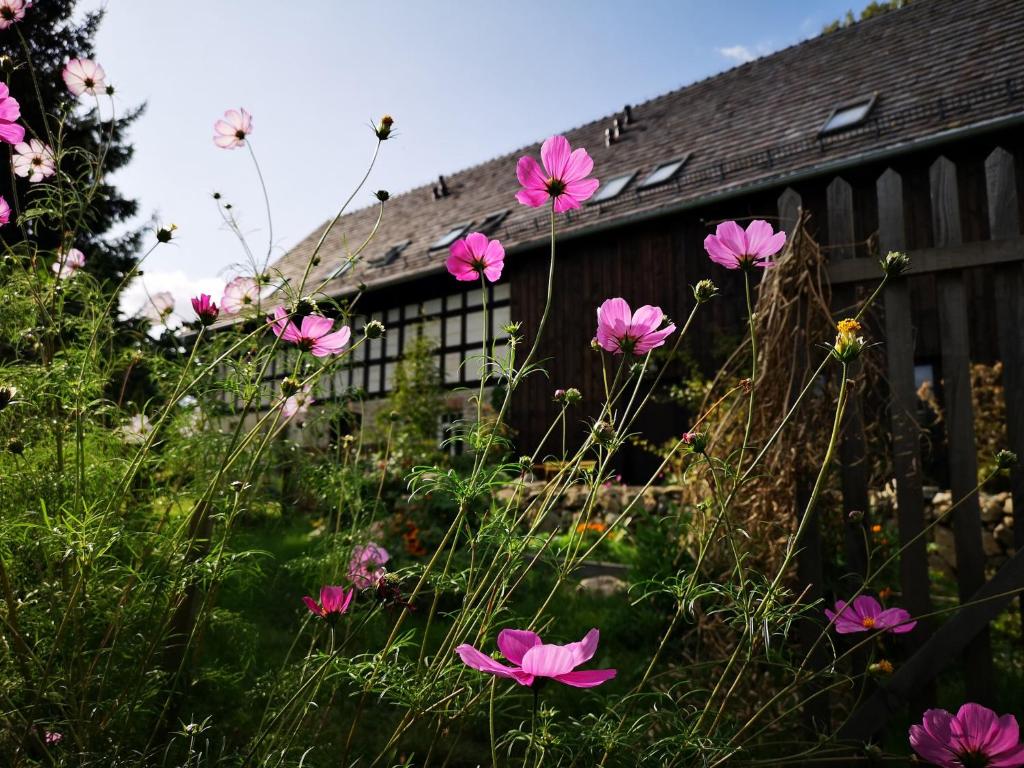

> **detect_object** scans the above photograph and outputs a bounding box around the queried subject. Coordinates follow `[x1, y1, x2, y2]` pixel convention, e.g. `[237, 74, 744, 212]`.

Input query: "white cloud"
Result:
[120, 270, 225, 331]
[717, 45, 756, 64]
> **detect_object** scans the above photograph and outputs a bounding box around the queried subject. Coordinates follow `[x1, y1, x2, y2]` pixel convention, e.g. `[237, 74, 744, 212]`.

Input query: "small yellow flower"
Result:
[833, 318, 866, 362]
[869, 659, 894, 675]
[836, 318, 861, 335]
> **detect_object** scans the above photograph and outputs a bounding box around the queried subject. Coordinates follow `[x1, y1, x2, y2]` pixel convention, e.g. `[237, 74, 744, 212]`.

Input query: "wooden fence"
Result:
[776, 146, 1024, 742]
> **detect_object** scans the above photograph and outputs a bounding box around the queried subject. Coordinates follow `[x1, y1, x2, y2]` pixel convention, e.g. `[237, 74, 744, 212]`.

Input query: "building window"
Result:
[589, 171, 636, 204]
[639, 156, 689, 189]
[819, 95, 877, 135]
[429, 222, 472, 251]
[368, 241, 410, 268]
[476, 209, 509, 235]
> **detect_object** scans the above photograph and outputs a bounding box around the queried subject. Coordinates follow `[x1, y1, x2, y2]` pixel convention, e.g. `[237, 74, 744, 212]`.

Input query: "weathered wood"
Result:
[778, 187, 802, 237]
[878, 167, 934, 672]
[985, 146, 1024, 639]
[839, 547, 1024, 741]
[827, 176, 869, 584]
[827, 236, 1024, 284]
[931, 155, 992, 702]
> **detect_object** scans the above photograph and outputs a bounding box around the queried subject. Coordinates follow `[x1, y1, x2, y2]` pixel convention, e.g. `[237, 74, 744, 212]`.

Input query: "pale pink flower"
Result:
[457, 628, 617, 689]
[0, 0, 27, 30]
[213, 108, 252, 149]
[121, 414, 152, 445]
[302, 585, 354, 620]
[221, 276, 261, 314]
[595, 298, 676, 355]
[281, 384, 313, 421]
[44, 731, 62, 746]
[145, 290, 175, 320]
[0, 83, 25, 145]
[911, 703, 1024, 768]
[516, 135, 599, 213]
[0, 195, 10, 227]
[446, 232, 505, 282]
[824, 595, 916, 634]
[51, 248, 85, 279]
[703, 220, 786, 270]
[62, 58, 107, 97]
[13, 139, 55, 182]
[191, 293, 219, 326]
[348, 543, 389, 589]
[268, 306, 350, 357]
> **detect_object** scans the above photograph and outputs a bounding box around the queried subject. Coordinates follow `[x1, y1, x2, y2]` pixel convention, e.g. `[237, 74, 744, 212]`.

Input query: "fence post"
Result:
[930, 155, 993, 702]
[985, 146, 1024, 640]
[826, 176, 870, 585]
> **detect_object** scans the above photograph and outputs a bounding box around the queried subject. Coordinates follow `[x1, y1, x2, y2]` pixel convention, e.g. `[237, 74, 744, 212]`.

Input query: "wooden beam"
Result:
[826, 236, 1024, 285]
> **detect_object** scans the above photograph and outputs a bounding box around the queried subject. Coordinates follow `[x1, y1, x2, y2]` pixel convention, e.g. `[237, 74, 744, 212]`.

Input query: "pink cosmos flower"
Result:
[0, 195, 10, 227]
[213, 108, 252, 149]
[269, 307, 350, 357]
[595, 298, 676, 355]
[52, 248, 85, 279]
[191, 293, 219, 326]
[516, 135, 599, 213]
[457, 628, 617, 689]
[910, 703, 1024, 768]
[13, 139, 55, 182]
[62, 58, 107, 97]
[348, 543, 390, 589]
[824, 595, 916, 634]
[44, 731, 62, 746]
[446, 232, 505, 282]
[302, 585, 354, 620]
[0, 0, 27, 30]
[281, 384, 313, 421]
[704, 220, 786, 270]
[0, 83, 25, 145]
[221, 276, 260, 314]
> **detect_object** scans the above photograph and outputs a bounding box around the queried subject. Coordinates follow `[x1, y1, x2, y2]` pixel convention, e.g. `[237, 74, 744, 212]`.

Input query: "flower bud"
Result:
[290, 296, 319, 319]
[847, 509, 865, 523]
[553, 388, 566, 403]
[881, 250, 910, 277]
[562, 387, 582, 406]
[7, 437, 24, 455]
[0, 386, 15, 412]
[105, 84, 115, 96]
[590, 338, 601, 352]
[503, 321, 522, 336]
[997, 450, 1018, 470]
[156, 223, 177, 243]
[868, 659, 894, 675]
[280, 376, 302, 397]
[832, 318, 866, 363]
[682, 430, 708, 454]
[375, 115, 394, 140]
[375, 190, 390, 202]
[693, 279, 719, 304]
[592, 420, 616, 445]
[364, 319, 385, 340]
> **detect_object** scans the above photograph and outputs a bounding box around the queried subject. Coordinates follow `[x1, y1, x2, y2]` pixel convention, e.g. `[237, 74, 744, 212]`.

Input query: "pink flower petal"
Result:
[563, 628, 599, 665]
[496, 629, 542, 665]
[516, 188, 550, 208]
[563, 177, 600, 204]
[456, 644, 531, 684]
[520, 644, 577, 678]
[553, 668, 617, 688]
[302, 596, 323, 616]
[516, 155, 547, 192]
[562, 147, 595, 184]
[715, 220, 748, 256]
[540, 135, 571, 179]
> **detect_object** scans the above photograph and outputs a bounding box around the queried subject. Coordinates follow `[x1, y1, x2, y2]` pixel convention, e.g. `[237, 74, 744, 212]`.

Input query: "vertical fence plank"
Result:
[877, 168, 935, 699]
[985, 146, 1024, 638]
[930, 155, 993, 702]
[779, 186, 830, 733]
[827, 177, 870, 585]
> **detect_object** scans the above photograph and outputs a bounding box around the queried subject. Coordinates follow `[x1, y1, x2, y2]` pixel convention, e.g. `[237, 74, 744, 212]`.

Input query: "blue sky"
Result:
[88, 0, 855, 320]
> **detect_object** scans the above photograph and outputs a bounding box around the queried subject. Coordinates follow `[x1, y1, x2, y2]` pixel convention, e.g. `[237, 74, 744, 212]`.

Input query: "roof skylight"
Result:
[820, 95, 877, 135]
[477, 209, 509, 234]
[638, 156, 689, 189]
[429, 222, 472, 251]
[368, 240, 410, 268]
[589, 171, 636, 204]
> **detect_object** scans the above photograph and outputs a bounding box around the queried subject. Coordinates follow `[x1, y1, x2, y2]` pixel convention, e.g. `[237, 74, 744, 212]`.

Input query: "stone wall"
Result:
[926, 489, 1015, 578]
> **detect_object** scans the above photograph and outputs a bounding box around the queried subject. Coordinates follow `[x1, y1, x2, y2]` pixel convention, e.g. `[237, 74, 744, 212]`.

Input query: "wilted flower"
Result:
[191, 293, 219, 326]
[375, 114, 394, 140]
[595, 298, 676, 355]
[12, 139, 55, 182]
[446, 232, 505, 283]
[997, 450, 1018, 470]
[832, 318, 865, 362]
[516, 135, 599, 213]
[62, 58, 107, 97]
[348, 543, 390, 589]
[704, 220, 786, 270]
[0, 0, 28, 29]
[221, 276, 260, 314]
[302, 585, 354, 621]
[692, 279, 719, 304]
[910, 703, 1024, 768]
[213, 108, 252, 149]
[881, 250, 910, 277]
[0, 82, 24, 144]
[269, 307, 351, 357]
[825, 595, 916, 634]
[0, 194, 10, 227]
[457, 628, 617, 689]
[51, 248, 85, 279]
[364, 319, 385, 340]
[281, 384, 313, 421]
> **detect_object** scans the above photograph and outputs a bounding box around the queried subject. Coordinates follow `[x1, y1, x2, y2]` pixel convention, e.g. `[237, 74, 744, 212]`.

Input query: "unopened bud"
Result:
[364, 319, 385, 340]
[280, 376, 302, 397]
[832, 318, 865, 363]
[592, 420, 616, 444]
[848, 509, 865, 523]
[7, 438, 24, 455]
[0, 386, 15, 411]
[375, 190, 390, 202]
[997, 450, 1018, 470]
[156, 223, 178, 243]
[375, 114, 394, 140]
[682, 430, 708, 454]
[881, 250, 910, 277]
[693, 279, 719, 304]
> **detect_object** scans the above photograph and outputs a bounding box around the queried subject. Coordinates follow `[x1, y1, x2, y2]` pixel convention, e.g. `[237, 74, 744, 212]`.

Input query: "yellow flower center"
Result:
[837, 318, 862, 335]
[861, 616, 876, 629]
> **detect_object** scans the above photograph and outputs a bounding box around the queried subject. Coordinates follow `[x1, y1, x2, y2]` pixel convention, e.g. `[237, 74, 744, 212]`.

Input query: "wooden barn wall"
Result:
[506, 127, 1024, 478]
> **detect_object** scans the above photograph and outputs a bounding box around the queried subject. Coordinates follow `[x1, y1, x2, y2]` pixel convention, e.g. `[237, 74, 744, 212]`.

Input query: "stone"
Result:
[994, 522, 1015, 550]
[578, 575, 628, 597]
[982, 531, 1001, 557]
[981, 494, 1004, 523]
[932, 525, 957, 570]
[1005, 496, 1014, 516]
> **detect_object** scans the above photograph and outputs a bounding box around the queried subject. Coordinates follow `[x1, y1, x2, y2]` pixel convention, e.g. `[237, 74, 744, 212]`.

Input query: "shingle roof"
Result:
[270, 0, 1024, 299]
